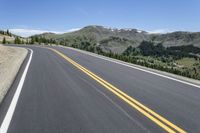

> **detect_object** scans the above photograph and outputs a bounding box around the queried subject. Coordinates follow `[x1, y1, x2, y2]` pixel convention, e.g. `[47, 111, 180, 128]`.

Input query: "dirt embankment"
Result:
[0, 45, 27, 103]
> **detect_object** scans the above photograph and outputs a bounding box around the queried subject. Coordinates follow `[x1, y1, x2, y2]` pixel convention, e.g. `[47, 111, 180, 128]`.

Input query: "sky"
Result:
[1, 0, 200, 37]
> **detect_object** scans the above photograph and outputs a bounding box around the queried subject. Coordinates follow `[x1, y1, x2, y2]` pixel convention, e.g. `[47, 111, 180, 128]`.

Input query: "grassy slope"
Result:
[31, 25, 200, 54]
[0, 34, 15, 42]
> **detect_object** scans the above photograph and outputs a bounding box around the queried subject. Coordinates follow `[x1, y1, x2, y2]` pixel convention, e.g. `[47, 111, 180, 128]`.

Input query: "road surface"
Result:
[0, 45, 200, 133]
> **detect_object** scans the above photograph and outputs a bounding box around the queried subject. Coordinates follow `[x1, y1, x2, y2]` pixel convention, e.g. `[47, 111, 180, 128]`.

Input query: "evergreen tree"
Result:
[30, 37, 35, 44]
[6, 29, 10, 36]
[14, 37, 21, 44]
[2, 37, 6, 44]
[21, 40, 25, 44]
[26, 39, 29, 44]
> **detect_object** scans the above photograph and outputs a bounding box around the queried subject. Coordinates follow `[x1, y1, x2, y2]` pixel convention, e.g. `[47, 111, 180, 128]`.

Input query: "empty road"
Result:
[0, 45, 200, 133]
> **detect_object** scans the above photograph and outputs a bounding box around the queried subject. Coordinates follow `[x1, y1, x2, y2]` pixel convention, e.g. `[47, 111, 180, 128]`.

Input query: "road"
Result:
[0, 45, 200, 133]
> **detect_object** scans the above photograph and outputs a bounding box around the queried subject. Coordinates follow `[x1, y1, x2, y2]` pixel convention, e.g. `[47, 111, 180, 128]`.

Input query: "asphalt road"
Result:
[0, 45, 200, 133]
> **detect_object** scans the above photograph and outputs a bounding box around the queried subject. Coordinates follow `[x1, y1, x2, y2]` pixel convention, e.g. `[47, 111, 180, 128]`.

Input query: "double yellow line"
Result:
[50, 48, 186, 133]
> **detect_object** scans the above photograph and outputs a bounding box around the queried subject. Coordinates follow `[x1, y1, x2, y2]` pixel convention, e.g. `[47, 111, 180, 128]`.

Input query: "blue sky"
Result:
[1, 0, 200, 36]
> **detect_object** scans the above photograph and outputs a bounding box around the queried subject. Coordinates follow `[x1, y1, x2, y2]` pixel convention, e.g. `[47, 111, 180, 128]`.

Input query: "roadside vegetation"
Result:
[45, 38, 199, 80]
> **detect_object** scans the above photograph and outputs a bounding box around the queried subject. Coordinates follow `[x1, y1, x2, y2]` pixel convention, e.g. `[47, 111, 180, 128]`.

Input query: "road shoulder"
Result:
[0, 45, 27, 103]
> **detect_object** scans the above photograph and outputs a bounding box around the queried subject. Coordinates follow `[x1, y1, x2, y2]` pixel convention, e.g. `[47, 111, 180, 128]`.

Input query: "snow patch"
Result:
[147, 29, 173, 34]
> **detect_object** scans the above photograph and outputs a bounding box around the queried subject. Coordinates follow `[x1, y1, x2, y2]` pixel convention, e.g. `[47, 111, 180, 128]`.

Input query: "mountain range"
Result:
[31, 25, 200, 54]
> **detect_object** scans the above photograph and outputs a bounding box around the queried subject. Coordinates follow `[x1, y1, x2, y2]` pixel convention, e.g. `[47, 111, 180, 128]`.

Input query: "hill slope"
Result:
[0, 30, 25, 44]
[31, 25, 200, 54]
[0, 30, 15, 43]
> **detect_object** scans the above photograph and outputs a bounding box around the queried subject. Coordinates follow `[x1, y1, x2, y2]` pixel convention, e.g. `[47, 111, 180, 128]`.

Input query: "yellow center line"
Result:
[49, 48, 186, 133]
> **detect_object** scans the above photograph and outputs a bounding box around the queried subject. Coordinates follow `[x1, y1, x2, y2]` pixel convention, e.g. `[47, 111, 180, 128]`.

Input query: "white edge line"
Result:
[63, 46, 200, 89]
[0, 48, 33, 133]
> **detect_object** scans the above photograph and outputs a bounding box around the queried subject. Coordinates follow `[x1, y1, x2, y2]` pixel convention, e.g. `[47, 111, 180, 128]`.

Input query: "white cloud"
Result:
[66, 28, 81, 32]
[147, 29, 173, 34]
[9, 29, 62, 37]
[9, 28, 81, 37]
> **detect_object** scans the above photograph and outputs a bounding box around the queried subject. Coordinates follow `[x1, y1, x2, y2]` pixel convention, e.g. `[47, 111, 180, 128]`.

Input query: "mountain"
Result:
[150, 32, 200, 48]
[31, 25, 200, 54]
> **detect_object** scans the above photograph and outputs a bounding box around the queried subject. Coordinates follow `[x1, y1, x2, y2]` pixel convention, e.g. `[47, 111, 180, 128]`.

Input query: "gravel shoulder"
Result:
[0, 45, 27, 103]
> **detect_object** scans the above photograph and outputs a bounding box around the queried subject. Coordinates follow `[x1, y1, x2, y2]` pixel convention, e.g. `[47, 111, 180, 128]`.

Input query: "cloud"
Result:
[66, 28, 81, 32]
[9, 28, 81, 37]
[147, 29, 173, 34]
[9, 29, 62, 37]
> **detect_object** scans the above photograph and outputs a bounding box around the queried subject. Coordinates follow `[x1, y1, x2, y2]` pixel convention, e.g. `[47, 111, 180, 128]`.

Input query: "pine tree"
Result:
[2, 37, 6, 44]
[26, 39, 29, 44]
[30, 37, 35, 44]
[14, 37, 21, 44]
[6, 29, 10, 36]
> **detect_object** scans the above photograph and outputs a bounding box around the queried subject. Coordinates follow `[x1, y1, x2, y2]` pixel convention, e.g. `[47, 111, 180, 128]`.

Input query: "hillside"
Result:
[31, 25, 200, 54]
[31, 26, 149, 53]
[0, 30, 15, 43]
[150, 32, 200, 48]
[0, 30, 25, 44]
[0, 35, 15, 43]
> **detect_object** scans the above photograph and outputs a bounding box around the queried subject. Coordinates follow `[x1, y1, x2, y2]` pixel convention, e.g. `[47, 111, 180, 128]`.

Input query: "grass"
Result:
[135, 55, 170, 67]
[176, 58, 200, 68]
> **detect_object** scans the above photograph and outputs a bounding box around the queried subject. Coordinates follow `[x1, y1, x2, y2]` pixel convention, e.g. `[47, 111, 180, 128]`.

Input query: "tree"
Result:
[30, 37, 35, 44]
[138, 41, 155, 56]
[26, 39, 29, 44]
[14, 37, 21, 44]
[2, 37, 6, 44]
[21, 40, 25, 44]
[6, 29, 11, 36]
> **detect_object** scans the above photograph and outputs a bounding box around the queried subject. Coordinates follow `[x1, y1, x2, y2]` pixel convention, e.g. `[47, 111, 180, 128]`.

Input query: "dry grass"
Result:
[0, 45, 27, 103]
[0, 35, 15, 42]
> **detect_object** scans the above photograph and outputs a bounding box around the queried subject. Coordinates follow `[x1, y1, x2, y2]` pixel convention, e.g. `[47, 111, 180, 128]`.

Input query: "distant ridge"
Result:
[31, 25, 200, 53]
